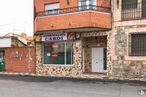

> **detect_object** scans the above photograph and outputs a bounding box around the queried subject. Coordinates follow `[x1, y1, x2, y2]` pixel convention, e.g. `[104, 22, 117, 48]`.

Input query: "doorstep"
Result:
[80, 73, 108, 79]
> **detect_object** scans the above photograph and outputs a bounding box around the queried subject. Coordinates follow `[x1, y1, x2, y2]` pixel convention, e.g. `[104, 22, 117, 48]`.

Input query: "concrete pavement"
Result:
[0, 75, 145, 97]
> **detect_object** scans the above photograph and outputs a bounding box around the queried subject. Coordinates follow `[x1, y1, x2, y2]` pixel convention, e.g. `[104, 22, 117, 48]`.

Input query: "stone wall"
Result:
[110, 0, 146, 80]
[83, 47, 91, 72]
[108, 27, 146, 80]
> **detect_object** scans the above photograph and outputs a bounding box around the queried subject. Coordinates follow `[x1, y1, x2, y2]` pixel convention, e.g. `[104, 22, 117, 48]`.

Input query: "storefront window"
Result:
[44, 42, 73, 65]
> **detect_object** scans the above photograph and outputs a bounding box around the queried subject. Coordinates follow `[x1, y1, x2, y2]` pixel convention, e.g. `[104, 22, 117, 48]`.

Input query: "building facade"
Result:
[34, 0, 146, 81]
[34, 0, 111, 78]
[34, 0, 146, 80]
[109, 0, 146, 80]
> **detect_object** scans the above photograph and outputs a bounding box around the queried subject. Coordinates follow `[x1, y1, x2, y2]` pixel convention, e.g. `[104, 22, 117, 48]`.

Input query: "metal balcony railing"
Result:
[35, 5, 111, 17]
[121, 2, 146, 20]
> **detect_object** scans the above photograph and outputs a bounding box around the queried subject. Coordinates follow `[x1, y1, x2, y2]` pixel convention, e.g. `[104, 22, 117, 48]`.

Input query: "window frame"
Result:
[45, 3, 60, 15]
[122, 0, 137, 10]
[42, 41, 73, 65]
[129, 32, 146, 56]
[79, 0, 96, 10]
[142, 0, 146, 17]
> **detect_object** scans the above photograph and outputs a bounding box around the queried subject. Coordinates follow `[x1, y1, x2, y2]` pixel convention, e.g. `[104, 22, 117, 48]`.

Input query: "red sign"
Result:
[52, 44, 59, 48]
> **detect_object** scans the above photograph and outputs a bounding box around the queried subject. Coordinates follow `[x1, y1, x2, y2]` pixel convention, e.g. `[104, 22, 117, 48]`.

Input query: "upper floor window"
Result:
[79, 0, 96, 10]
[45, 3, 60, 15]
[121, 0, 146, 20]
[142, 0, 146, 17]
[129, 33, 146, 56]
[122, 0, 137, 10]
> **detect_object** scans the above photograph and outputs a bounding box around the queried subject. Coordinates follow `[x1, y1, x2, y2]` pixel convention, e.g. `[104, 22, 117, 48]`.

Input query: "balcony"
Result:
[121, 2, 146, 20]
[35, 5, 111, 32]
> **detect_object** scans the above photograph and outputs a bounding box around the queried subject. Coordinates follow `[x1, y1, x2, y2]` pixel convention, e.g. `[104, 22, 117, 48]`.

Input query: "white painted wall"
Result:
[0, 38, 11, 47]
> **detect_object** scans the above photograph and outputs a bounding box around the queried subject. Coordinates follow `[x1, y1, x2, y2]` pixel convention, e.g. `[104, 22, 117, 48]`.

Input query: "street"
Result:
[0, 75, 145, 97]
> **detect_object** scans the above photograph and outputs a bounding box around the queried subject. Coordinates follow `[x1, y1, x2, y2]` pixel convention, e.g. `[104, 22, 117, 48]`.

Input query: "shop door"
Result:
[91, 48, 104, 72]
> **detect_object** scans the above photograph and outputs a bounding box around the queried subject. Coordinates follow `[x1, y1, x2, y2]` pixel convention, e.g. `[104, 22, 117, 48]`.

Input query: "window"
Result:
[142, 0, 146, 17]
[117, 0, 119, 9]
[121, 0, 139, 20]
[129, 33, 146, 56]
[122, 0, 146, 20]
[79, 0, 96, 10]
[45, 3, 60, 15]
[122, 0, 137, 10]
[44, 42, 73, 65]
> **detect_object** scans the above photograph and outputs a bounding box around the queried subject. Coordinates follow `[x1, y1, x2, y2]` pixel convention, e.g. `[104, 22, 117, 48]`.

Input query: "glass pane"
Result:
[89, 0, 95, 5]
[79, 0, 88, 10]
[131, 33, 146, 56]
[44, 42, 65, 64]
[44, 42, 73, 65]
[66, 42, 72, 64]
[122, 0, 137, 10]
[55, 42, 65, 64]
[44, 42, 52, 64]
[142, 0, 146, 17]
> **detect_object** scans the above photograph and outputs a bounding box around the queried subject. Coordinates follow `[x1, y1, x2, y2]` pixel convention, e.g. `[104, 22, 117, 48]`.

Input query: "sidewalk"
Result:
[0, 71, 146, 84]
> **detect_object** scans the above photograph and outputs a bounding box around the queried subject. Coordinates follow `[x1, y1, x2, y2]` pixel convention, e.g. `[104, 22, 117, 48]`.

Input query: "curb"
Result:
[0, 72, 146, 85]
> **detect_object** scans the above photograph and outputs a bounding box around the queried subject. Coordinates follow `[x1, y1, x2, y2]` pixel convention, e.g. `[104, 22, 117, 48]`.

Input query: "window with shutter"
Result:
[45, 3, 60, 15]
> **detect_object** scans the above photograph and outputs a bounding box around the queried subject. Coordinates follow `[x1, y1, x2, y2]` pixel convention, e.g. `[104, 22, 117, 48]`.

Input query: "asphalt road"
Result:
[0, 75, 145, 97]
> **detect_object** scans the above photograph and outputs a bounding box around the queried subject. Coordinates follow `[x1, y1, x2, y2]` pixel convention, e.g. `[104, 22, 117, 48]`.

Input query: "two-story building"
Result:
[34, 0, 111, 77]
[34, 0, 146, 80]
[109, 0, 146, 80]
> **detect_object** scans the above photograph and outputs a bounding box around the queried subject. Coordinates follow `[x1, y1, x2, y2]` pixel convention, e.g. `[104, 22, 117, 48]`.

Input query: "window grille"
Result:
[129, 33, 146, 56]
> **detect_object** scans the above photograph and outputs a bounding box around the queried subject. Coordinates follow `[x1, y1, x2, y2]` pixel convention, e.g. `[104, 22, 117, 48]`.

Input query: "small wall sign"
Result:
[52, 44, 59, 48]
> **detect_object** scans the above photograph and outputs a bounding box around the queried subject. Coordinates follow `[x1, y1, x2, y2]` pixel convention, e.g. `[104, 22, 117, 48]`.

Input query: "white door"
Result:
[92, 48, 104, 72]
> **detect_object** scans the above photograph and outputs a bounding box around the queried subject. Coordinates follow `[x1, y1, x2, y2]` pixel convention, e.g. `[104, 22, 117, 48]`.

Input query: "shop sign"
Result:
[42, 32, 67, 41]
